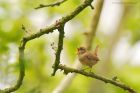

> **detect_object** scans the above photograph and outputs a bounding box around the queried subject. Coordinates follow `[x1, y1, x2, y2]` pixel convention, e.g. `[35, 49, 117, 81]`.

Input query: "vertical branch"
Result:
[85, 0, 104, 50]
[0, 39, 27, 93]
[52, 25, 65, 76]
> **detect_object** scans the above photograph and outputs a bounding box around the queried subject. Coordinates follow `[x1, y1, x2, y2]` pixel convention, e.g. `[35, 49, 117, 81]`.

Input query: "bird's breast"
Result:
[78, 55, 98, 67]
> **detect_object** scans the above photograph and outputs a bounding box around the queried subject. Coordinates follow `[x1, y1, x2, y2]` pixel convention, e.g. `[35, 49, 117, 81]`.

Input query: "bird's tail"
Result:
[94, 45, 99, 56]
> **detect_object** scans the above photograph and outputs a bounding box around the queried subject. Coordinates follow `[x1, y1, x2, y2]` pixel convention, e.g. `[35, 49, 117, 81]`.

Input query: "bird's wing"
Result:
[84, 52, 99, 61]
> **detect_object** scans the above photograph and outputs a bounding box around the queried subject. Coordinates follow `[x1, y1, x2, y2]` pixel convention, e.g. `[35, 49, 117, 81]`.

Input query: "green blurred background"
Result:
[0, 0, 140, 93]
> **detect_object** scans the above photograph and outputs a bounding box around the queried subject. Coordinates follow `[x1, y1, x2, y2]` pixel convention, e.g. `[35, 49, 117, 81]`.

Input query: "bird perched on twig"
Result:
[77, 45, 100, 68]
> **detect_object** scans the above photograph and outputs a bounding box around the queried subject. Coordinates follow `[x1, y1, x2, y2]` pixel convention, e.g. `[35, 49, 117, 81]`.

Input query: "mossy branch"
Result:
[58, 64, 137, 93]
[52, 25, 65, 76]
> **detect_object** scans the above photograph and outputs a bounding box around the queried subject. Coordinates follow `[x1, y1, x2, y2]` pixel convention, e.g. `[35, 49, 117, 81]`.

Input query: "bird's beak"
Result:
[77, 48, 79, 51]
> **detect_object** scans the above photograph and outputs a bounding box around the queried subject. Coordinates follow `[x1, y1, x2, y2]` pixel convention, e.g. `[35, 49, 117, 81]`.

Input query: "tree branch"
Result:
[0, 38, 27, 93]
[85, 0, 104, 50]
[58, 64, 137, 93]
[52, 24, 65, 76]
[35, 0, 68, 9]
[23, 0, 93, 42]
[0, 0, 94, 92]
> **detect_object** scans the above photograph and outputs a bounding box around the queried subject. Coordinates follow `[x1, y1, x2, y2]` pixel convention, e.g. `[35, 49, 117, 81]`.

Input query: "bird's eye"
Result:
[80, 47, 84, 50]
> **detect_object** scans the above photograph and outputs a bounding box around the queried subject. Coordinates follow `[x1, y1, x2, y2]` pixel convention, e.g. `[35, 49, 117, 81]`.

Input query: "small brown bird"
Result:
[77, 45, 99, 68]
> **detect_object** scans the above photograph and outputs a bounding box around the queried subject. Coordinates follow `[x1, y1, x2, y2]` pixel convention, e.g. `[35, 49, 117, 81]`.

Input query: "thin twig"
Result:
[35, 0, 68, 9]
[58, 64, 137, 93]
